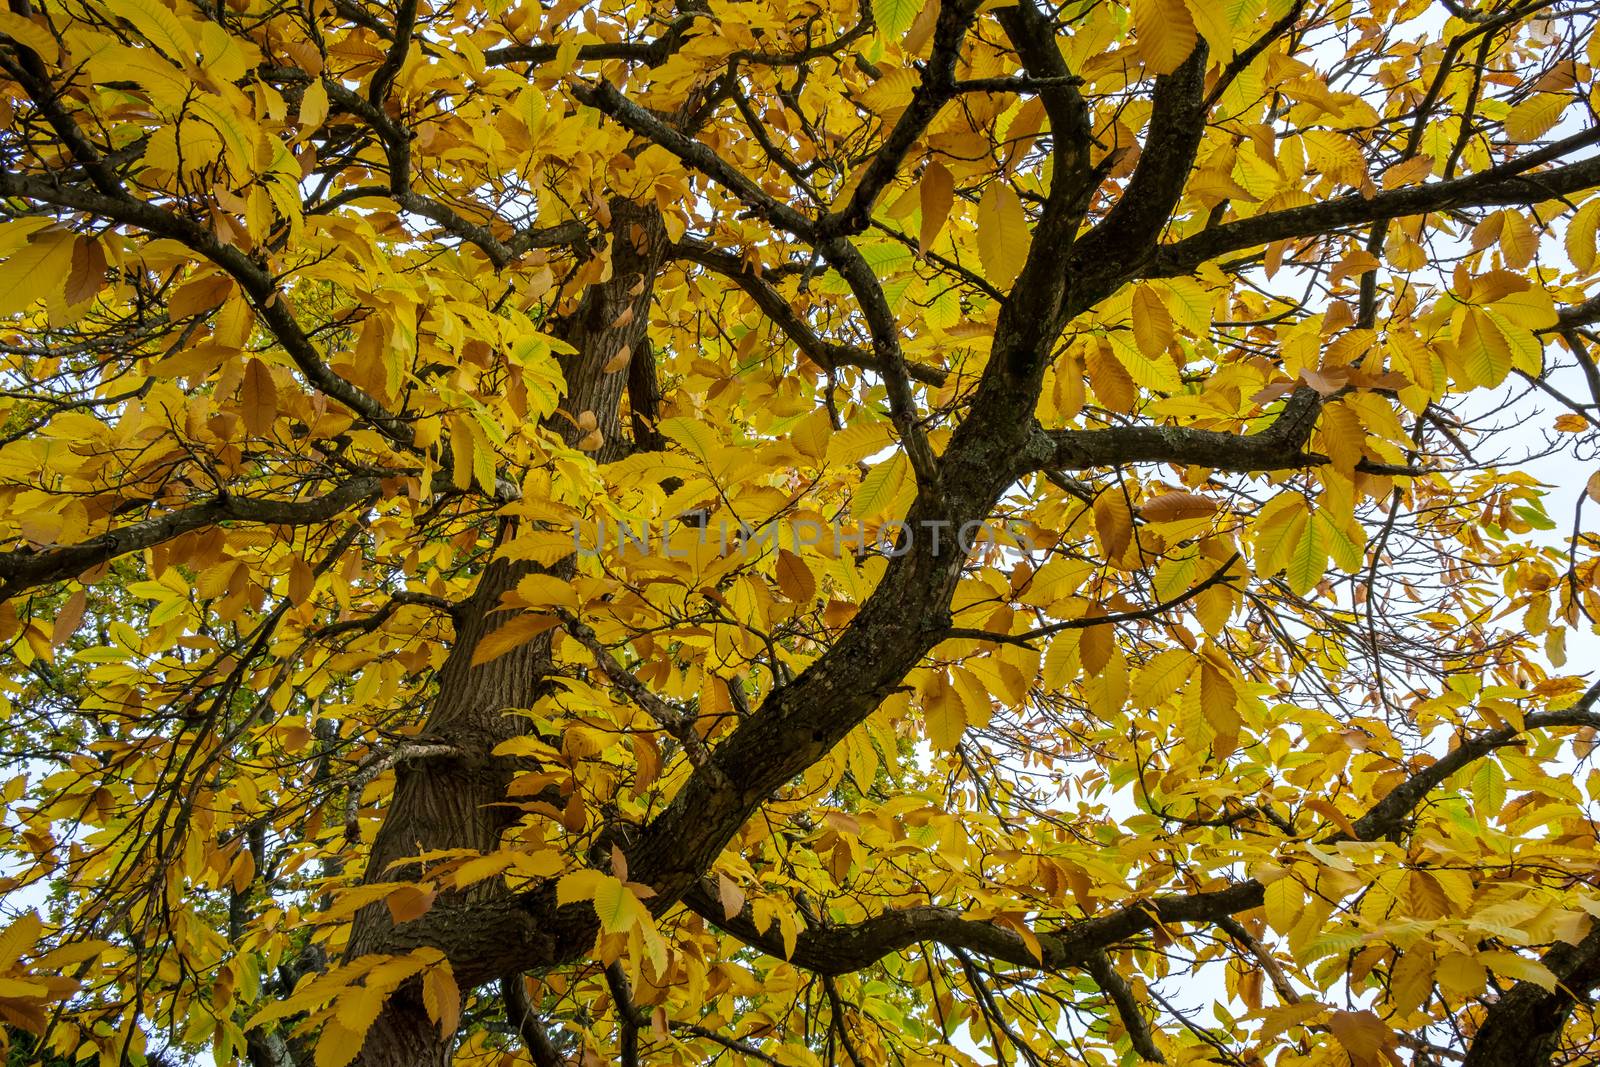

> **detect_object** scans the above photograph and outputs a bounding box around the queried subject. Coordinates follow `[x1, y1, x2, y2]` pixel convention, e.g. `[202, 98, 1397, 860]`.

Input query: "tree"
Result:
[3, 0, 1600, 1062]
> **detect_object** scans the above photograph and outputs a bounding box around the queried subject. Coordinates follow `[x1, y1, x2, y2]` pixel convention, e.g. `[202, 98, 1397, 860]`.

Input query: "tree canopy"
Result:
[4, 0, 1600, 1063]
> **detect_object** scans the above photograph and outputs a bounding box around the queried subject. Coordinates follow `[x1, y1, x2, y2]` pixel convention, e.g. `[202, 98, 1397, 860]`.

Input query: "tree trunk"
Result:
[350, 203, 665, 1065]
[1461, 924, 1600, 1067]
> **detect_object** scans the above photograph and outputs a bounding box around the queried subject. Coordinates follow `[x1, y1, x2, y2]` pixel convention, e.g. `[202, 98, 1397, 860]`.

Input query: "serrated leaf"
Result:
[1131, 284, 1174, 358]
[1131, 648, 1193, 708]
[854, 451, 908, 520]
[921, 671, 966, 751]
[775, 549, 816, 604]
[0, 229, 73, 315]
[1285, 508, 1328, 596]
[872, 0, 924, 38]
[241, 358, 278, 438]
[1478, 950, 1558, 992]
[918, 161, 954, 255]
[313, 1020, 365, 1067]
[976, 181, 1029, 290]
[1141, 491, 1218, 523]
[422, 964, 461, 1037]
[1133, 0, 1198, 75]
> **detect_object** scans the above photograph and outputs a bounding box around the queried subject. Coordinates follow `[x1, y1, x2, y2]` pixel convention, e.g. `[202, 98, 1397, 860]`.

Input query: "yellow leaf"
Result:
[1093, 492, 1133, 560]
[921, 671, 966, 751]
[1388, 950, 1434, 1016]
[333, 986, 386, 1040]
[1380, 155, 1433, 189]
[1078, 611, 1114, 676]
[1131, 648, 1193, 708]
[658, 415, 721, 463]
[1141, 491, 1217, 523]
[1199, 660, 1240, 738]
[1327, 1009, 1394, 1067]
[0, 228, 73, 315]
[313, 1019, 365, 1067]
[449, 414, 475, 492]
[1042, 631, 1081, 691]
[1133, 0, 1198, 75]
[1435, 951, 1486, 996]
[189, 96, 260, 176]
[1505, 93, 1566, 141]
[1263, 875, 1302, 935]
[1489, 286, 1558, 330]
[241, 357, 278, 438]
[872, 0, 925, 39]
[0, 977, 49, 998]
[0, 12, 59, 62]
[0, 912, 41, 970]
[775, 549, 816, 604]
[169, 274, 236, 320]
[854, 451, 908, 521]
[1184, 0, 1233, 56]
[1284, 507, 1327, 596]
[105, 0, 195, 63]
[451, 852, 516, 888]
[1086, 338, 1137, 413]
[513, 573, 579, 612]
[976, 181, 1029, 290]
[300, 80, 330, 136]
[556, 870, 605, 905]
[591, 874, 645, 934]
[65, 237, 107, 307]
[1130, 283, 1173, 358]
[1498, 209, 1537, 269]
[1456, 308, 1513, 388]
[422, 964, 461, 1037]
[1478, 950, 1558, 992]
[470, 614, 557, 666]
[384, 883, 435, 927]
[1566, 199, 1600, 272]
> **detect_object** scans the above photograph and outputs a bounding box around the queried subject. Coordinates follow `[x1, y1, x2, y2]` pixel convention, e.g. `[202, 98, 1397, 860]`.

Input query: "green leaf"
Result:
[872, 0, 924, 39]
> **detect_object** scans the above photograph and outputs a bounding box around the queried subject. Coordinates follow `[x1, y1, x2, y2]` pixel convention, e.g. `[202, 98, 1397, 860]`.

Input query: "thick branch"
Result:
[0, 171, 415, 449]
[1019, 387, 1326, 475]
[672, 239, 948, 385]
[1149, 127, 1600, 279]
[1462, 921, 1600, 1066]
[677, 688, 1600, 983]
[1084, 951, 1166, 1063]
[0, 476, 382, 601]
[499, 976, 566, 1067]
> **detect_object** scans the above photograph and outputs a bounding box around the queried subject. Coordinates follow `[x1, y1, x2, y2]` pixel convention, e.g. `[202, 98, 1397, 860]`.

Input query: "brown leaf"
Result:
[51, 589, 86, 648]
[775, 549, 816, 604]
[64, 237, 106, 307]
[717, 873, 745, 920]
[1299, 365, 1351, 396]
[169, 274, 236, 320]
[1328, 1009, 1395, 1067]
[1140, 491, 1218, 524]
[386, 884, 437, 924]
[1078, 608, 1113, 676]
[1093, 494, 1133, 560]
[240, 357, 278, 437]
[918, 162, 954, 255]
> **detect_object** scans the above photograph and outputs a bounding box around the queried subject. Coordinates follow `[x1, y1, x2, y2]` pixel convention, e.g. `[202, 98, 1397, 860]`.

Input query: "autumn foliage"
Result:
[5, 0, 1600, 1064]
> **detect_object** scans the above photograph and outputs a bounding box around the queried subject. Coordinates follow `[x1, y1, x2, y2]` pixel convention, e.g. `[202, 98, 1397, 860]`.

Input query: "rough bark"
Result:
[1460, 922, 1600, 1067]
[349, 202, 666, 1065]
